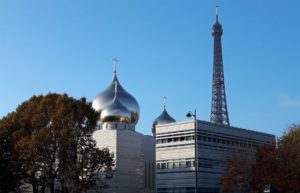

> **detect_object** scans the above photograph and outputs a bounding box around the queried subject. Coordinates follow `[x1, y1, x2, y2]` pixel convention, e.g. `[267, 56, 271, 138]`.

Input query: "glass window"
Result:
[179, 161, 186, 168]
[193, 161, 196, 167]
[156, 163, 161, 169]
[186, 161, 192, 168]
[174, 162, 180, 168]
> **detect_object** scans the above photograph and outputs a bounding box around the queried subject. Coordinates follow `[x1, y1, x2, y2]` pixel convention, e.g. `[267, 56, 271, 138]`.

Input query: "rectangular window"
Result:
[186, 161, 192, 168]
[156, 163, 161, 169]
[174, 162, 180, 168]
[179, 161, 186, 168]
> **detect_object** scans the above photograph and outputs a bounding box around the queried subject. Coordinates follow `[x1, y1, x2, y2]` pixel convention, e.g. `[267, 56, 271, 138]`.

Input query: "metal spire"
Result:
[112, 57, 118, 75]
[210, 7, 230, 126]
[163, 96, 166, 110]
[216, 6, 219, 23]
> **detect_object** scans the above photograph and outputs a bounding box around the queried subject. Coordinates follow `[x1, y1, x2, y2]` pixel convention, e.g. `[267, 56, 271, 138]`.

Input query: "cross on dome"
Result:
[112, 57, 118, 75]
[163, 96, 167, 109]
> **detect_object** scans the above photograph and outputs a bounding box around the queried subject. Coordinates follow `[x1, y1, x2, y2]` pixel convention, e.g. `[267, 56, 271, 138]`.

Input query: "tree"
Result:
[221, 149, 256, 193]
[0, 113, 22, 193]
[0, 93, 114, 193]
[222, 124, 300, 193]
[273, 125, 300, 193]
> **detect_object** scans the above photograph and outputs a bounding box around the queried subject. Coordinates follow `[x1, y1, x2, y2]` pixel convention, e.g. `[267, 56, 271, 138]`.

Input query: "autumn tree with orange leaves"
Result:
[222, 124, 300, 193]
[0, 93, 113, 193]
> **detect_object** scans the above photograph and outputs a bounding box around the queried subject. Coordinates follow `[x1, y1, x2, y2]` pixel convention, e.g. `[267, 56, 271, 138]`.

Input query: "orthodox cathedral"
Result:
[92, 59, 155, 193]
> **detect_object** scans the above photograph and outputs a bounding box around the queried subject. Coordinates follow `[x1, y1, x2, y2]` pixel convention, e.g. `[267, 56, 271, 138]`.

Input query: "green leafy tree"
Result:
[0, 93, 113, 193]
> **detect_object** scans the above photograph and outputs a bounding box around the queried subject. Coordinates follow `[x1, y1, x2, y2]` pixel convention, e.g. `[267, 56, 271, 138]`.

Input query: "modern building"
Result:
[92, 59, 155, 193]
[154, 120, 275, 193]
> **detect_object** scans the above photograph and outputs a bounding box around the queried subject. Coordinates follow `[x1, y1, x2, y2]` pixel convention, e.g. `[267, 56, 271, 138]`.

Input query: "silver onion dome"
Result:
[153, 109, 176, 126]
[152, 97, 176, 134]
[92, 58, 140, 124]
[100, 95, 131, 124]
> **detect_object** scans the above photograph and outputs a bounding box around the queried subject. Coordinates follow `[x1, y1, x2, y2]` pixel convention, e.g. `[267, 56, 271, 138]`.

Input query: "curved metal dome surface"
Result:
[153, 109, 176, 125]
[100, 95, 131, 124]
[92, 74, 140, 124]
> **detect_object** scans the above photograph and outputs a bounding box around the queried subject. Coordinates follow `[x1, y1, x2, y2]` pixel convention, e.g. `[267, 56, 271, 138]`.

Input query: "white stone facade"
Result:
[93, 122, 155, 193]
[155, 120, 275, 193]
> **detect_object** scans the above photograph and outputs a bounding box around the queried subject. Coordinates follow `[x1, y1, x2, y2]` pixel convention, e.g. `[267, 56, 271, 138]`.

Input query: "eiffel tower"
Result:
[210, 7, 230, 126]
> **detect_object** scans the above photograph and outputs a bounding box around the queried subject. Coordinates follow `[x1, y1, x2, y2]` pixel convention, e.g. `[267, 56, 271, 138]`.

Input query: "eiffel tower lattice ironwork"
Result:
[210, 7, 230, 126]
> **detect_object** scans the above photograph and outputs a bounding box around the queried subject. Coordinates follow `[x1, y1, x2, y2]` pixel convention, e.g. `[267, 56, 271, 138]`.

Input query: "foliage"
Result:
[0, 113, 22, 193]
[221, 149, 256, 193]
[221, 124, 300, 193]
[0, 93, 114, 193]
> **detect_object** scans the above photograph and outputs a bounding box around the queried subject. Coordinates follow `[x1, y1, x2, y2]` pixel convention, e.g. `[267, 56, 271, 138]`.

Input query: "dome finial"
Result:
[112, 57, 118, 75]
[163, 96, 166, 110]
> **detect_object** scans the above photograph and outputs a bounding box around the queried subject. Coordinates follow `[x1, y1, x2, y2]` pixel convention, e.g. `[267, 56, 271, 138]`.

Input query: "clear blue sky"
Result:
[0, 0, 299, 137]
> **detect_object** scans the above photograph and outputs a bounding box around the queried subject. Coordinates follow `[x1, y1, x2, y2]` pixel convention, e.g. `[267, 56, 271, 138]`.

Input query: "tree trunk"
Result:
[49, 179, 55, 193]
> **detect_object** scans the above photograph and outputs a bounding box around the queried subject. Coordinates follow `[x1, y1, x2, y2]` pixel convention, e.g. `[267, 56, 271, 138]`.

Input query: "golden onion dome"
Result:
[92, 58, 140, 124]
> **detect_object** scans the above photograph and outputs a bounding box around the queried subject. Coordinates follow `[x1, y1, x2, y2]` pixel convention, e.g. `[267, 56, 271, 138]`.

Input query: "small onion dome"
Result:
[100, 81, 131, 124]
[152, 107, 176, 135]
[92, 60, 140, 124]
